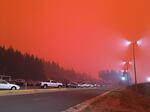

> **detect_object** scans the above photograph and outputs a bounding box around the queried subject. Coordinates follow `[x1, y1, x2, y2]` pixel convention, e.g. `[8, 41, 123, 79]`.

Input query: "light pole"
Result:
[126, 40, 139, 86]
[132, 42, 137, 85]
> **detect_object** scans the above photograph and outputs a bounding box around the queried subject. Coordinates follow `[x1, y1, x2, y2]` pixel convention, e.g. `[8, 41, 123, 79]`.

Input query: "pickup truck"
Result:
[40, 80, 63, 89]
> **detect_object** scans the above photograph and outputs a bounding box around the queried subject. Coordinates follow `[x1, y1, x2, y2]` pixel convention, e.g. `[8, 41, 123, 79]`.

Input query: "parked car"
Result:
[26, 80, 36, 86]
[78, 83, 94, 88]
[0, 80, 20, 90]
[66, 82, 78, 88]
[35, 81, 42, 87]
[15, 79, 26, 86]
[40, 80, 63, 89]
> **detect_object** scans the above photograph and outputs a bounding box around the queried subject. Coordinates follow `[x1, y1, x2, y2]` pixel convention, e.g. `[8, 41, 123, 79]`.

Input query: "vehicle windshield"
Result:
[0, 80, 8, 84]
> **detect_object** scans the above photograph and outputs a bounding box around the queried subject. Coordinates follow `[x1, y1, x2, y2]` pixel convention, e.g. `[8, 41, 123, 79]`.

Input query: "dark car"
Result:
[15, 79, 26, 86]
[66, 82, 78, 88]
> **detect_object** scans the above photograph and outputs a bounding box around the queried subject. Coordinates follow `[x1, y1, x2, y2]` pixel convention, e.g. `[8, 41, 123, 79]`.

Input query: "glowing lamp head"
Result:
[147, 77, 150, 82]
[136, 40, 142, 46]
[125, 40, 131, 46]
[122, 61, 132, 65]
[122, 61, 126, 65]
[128, 61, 132, 65]
[136, 41, 140, 45]
[121, 76, 126, 81]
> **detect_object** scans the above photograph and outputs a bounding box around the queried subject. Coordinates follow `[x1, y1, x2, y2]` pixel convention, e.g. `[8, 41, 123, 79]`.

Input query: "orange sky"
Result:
[1, 0, 150, 82]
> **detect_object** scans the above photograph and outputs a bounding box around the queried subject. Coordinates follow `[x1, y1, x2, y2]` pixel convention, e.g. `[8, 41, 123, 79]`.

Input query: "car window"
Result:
[51, 81, 56, 83]
[0, 80, 8, 84]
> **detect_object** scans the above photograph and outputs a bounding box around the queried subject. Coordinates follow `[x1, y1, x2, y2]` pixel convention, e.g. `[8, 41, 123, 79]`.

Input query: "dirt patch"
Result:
[82, 90, 150, 112]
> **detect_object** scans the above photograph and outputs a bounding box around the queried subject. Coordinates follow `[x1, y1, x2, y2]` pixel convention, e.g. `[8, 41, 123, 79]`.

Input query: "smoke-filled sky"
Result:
[1, 0, 150, 82]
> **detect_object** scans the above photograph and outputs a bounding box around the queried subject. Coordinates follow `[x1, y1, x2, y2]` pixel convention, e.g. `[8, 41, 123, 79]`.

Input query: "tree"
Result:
[0, 46, 94, 82]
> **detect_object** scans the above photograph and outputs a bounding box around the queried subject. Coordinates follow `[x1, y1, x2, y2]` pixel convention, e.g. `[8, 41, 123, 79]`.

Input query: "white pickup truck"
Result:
[40, 80, 63, 89]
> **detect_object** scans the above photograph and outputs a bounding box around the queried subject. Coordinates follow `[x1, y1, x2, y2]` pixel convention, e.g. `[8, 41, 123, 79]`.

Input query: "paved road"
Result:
[0, 89, 105, 112]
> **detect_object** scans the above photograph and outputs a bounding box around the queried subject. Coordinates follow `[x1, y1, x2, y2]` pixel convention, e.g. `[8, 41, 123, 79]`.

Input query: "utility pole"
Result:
[132, 42, 137, 85]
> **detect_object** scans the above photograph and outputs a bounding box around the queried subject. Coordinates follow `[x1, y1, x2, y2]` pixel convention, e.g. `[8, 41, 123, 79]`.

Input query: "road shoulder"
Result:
[62, 90, 111, 112]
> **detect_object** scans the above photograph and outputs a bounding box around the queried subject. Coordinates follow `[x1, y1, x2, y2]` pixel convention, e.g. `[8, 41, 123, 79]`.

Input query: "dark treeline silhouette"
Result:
[0, 46, 94, 82]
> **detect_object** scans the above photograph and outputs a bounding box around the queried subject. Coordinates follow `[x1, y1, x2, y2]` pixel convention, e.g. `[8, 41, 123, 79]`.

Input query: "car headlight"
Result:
[16, 85, 20, 89]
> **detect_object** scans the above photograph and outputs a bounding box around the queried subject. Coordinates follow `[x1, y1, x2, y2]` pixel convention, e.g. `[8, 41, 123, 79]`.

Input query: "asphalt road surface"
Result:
[0, 89, 105, 112]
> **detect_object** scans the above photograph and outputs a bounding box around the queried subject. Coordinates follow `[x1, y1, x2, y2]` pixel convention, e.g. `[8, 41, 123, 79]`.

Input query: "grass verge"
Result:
[0, 88, 68, 96]
[82, 89, 150, 112]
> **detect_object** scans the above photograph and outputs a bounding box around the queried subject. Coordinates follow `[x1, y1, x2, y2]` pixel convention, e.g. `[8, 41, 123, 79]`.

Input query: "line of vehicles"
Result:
[40, 80, 99, 89]
[0, 79, 102, 90]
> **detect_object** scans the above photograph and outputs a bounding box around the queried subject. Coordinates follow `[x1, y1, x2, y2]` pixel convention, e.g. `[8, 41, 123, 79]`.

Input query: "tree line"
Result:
[0, 46, 94, 82]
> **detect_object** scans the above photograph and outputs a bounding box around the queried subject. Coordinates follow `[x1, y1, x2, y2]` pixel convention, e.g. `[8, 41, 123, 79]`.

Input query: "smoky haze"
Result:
[0, 0, 150, 82]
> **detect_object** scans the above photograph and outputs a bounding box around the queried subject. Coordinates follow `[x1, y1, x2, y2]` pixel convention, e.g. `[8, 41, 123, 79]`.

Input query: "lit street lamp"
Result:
[121, 76, 126, 81]
[122, 60, 132, 72]
[120, 69, 131, 85]
[147, 77, 150, 82]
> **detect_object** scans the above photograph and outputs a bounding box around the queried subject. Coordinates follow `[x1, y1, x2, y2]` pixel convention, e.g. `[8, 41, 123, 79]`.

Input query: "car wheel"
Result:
[11, 86, 16, 90]
[58, 85, 62, 88]
[43, 84, 48, 89]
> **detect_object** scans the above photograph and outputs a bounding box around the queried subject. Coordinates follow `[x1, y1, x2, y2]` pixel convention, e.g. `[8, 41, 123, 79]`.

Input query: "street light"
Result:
[147, 77, 150, 82]
[121, 76, 126, 81]
[122, 61, 127, 65]
[122, 60, 132, 71]
[126, 41, 131, 46]
[127, 40, 140, 85]
[120, 69, 131, 85]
